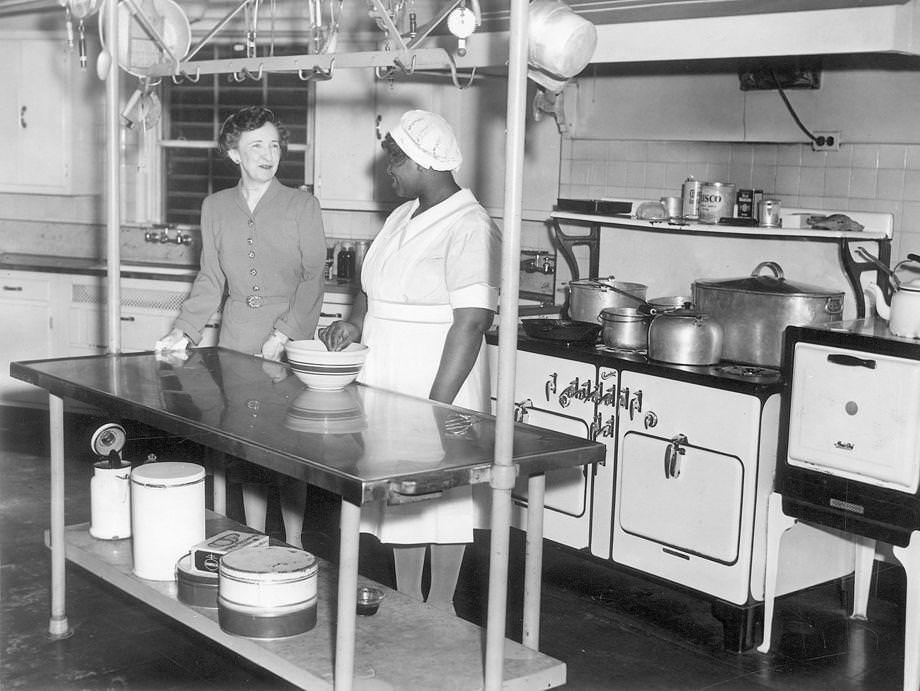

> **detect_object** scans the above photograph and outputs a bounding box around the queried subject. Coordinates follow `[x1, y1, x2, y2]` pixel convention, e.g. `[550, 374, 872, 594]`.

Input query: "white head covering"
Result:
[389, 110, 462, 172]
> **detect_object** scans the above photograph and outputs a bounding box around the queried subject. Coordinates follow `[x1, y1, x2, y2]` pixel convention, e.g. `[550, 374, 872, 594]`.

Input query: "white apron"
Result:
[357, 192, 493, 544]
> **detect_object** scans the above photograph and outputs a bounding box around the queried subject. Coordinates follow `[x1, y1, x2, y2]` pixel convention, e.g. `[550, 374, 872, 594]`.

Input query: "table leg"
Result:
[207, 449, 227, 516]
[48, 393, 71, 639]
[523, 474, 546, 650]
[334, 499, 360, 691]
[484, 476, 514, 690]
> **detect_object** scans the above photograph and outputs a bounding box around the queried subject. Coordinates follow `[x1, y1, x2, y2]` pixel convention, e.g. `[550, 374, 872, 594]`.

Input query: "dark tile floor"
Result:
[0, 406, 908, 690]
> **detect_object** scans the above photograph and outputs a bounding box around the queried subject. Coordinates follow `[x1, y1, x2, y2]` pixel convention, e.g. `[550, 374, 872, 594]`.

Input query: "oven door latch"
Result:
[664, 434, 688, 479]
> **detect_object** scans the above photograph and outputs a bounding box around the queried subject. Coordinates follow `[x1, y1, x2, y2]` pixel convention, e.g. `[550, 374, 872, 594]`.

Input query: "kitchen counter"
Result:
[11, 348, 604, 689]
[0, 252, 357, 294]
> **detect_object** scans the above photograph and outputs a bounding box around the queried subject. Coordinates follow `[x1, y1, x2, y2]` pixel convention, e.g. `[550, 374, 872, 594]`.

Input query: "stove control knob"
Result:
[644, 411, 658, 429]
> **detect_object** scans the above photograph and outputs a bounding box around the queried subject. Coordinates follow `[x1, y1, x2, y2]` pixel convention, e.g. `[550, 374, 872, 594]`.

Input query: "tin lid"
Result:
[693, 261, 844, 298]
[130, 461, 205, 486]
[220, 546, 317, 581]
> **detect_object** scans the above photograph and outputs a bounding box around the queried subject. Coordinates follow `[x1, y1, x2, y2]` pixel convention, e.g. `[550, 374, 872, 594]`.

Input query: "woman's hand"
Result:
[260, 329, 289, 361]
[155, 327, 189, 352]
[318, 320, 360, 352]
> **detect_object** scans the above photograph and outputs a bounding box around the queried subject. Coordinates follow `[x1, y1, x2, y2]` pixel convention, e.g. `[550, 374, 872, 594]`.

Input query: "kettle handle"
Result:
[751, 261, 784, 280]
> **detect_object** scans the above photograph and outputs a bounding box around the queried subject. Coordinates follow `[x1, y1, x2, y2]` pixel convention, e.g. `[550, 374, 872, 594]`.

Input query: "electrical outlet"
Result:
[812, 132, 841, 151]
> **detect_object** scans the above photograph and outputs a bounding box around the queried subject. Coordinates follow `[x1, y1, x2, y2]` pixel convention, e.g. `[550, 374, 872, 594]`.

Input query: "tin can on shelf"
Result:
[752, 190, 764, 221]
[759, 198, 782, 227]
[660, 196, 681, 219]
[698, 182, 736, 224]
[736, 189, 754, 218]
[681, 176, 702, 220]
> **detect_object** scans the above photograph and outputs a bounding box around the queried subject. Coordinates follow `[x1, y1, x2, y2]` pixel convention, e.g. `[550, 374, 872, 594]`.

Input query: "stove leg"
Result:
[892, 530, 920, 691]
[758, 491, 796, 654]
[851, 536, 876, 621]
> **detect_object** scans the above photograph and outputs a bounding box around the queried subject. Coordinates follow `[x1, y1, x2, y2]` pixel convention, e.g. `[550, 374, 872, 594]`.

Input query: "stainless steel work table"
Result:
[11, 348, 606, 690]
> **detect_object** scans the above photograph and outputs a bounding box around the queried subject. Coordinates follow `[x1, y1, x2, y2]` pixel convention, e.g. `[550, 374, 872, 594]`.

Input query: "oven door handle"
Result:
[826, 353, 877, 369]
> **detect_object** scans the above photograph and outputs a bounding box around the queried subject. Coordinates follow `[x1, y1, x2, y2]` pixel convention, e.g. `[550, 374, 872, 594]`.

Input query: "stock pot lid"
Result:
[694, 261, 842, 298]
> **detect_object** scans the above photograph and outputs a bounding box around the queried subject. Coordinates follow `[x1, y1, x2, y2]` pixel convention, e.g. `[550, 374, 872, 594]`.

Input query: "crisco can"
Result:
[681, 176, 702, 220]
[759, 198, 782, 227]
[698, 182, 736, 224]
[736, 189, 754, 218]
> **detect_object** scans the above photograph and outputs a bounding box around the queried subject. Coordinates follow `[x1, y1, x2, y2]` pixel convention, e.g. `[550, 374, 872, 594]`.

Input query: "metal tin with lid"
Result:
[698, 182, 736, 223]
[218, 546, 318, 638]
[130, 462, 206, 581]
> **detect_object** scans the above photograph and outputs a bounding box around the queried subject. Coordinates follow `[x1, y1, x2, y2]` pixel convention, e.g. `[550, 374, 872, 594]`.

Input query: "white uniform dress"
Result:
[357, 188, 501, 544]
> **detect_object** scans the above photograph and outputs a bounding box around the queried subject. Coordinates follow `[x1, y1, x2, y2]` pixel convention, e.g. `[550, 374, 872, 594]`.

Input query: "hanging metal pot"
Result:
[692, 261, 844, 367]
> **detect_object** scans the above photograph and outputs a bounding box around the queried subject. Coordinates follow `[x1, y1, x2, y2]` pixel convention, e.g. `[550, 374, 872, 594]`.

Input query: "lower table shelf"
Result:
[51, 513, 566, 690]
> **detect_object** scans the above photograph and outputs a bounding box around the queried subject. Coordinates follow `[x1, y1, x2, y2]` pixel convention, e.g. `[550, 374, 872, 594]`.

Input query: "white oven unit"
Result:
[779, 322, 920, 546]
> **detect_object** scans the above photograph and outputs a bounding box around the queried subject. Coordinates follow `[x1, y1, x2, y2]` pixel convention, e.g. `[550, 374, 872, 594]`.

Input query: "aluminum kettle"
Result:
[868, 279, 920, 338]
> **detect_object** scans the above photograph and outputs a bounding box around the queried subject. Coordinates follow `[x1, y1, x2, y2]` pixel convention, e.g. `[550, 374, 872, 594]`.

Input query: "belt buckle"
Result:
[246, 295, 263, 308]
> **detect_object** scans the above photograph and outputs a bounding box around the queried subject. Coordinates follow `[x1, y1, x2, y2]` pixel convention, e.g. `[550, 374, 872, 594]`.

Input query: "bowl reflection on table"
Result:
[284, 340, 369, 390]
[284, 387, 367, 434]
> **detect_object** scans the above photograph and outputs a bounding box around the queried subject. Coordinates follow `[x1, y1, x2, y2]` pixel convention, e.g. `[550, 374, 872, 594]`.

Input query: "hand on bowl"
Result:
[318, 321, 360, 352]
[285, 339, 369, 390]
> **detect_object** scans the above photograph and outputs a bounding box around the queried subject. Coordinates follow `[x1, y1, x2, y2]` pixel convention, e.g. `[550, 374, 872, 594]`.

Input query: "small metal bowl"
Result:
[356, 586, 385, 616]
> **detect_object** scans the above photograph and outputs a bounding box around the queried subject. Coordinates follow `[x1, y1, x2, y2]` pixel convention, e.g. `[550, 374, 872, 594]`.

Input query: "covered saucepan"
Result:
[692, 261, 844, 367]
[647, 307, 723, 366]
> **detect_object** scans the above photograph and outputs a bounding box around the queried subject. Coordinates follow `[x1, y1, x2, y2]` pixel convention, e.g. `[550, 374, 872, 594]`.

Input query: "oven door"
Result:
[787, 342, 920, 493]
[618, 431, 744, 564]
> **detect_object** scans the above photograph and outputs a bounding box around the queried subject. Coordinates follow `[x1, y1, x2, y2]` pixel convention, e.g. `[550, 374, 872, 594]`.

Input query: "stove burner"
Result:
[596, 344, 647, 356]
[714, 364, 782, 381]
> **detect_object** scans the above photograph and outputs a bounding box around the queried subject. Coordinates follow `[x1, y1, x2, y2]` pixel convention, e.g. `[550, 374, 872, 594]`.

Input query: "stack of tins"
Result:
[218, 546, 319, 638]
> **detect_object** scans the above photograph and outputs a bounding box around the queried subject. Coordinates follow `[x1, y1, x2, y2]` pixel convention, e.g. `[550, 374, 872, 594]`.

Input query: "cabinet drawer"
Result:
[0, 275, 51, 301]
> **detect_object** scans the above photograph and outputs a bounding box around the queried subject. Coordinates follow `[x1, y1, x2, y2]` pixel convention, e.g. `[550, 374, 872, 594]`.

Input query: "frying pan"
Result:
[521, 318, 601, 343]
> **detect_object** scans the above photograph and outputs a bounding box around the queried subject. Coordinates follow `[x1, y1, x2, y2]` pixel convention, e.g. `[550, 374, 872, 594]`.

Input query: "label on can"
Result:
[759, 198, 782, 227]
[681, 176, 701, 219]
[736, 189, 754, 218]
[698, 182, 736, 224]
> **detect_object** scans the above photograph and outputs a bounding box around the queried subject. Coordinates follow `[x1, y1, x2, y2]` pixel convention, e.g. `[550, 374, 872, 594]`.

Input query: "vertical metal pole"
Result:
[47, 393, 70, 639]
[484, 0, 529, 686]
[522, 474, 546, 649]
[105, 0, 122, 354]
[334, 499, 361, 691]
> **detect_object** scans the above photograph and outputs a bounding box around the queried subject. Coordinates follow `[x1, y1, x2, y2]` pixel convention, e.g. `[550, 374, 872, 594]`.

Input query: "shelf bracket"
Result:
[838, 238, 892, 319]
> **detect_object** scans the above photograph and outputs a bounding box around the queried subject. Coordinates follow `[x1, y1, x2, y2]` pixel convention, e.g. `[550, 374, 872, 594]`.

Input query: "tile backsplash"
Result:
[560, 139, 920, 261]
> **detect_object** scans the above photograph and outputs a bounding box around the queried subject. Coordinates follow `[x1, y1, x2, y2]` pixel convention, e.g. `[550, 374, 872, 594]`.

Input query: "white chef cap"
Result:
[389, 110, 462, 172]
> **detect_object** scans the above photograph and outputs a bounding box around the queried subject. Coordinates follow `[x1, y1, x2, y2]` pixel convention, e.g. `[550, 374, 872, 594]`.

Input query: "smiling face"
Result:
[228, 122, 282, 186]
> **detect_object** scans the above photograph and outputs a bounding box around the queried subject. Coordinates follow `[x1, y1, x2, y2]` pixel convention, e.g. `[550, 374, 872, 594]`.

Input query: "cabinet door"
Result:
[0, 274, 55, 405]
[0, 36, 102, 194]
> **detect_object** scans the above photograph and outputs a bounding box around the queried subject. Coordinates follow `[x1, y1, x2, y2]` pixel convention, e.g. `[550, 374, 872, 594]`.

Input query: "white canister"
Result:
[89, 460, 132, 540]
[218, 546, 318, 638]
[130, 462, 205, 581]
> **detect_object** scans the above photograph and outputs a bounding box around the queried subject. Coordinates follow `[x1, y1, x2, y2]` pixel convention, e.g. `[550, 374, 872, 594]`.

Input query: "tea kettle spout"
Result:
[867, 283, 891, 321]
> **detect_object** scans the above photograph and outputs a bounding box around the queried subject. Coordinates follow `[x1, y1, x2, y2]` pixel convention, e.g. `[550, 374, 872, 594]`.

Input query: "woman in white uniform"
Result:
[320, 110, 500, 611]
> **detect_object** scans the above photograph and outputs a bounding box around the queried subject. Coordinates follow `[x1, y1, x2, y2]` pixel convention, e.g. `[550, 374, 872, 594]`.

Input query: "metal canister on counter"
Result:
[681, 176, 701, 220]
[752, 189, 764, 221]
[698, 182, 736, 224]
[759, 198, 782, 227]
[736, 189, 754, 218]
[660, 196, 681, 219]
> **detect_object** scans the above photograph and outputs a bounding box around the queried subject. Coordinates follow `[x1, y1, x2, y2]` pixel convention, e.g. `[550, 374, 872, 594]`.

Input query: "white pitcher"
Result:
[89, 459, 132, 540]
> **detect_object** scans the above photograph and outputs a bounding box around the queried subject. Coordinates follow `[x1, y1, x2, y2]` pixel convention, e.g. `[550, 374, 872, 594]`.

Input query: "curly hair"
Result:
[218, 106, 289, 156]
[381, 133, 408, 165]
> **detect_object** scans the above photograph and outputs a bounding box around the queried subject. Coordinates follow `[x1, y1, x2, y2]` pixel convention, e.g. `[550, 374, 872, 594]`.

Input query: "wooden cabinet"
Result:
[0, 272, 57, 406]
[0, 34, 103, 195]
[312, 74, 559, 216]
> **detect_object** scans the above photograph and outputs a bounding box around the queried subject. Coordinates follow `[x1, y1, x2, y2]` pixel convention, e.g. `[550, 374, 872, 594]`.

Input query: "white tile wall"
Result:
[560, 139, 920, 258]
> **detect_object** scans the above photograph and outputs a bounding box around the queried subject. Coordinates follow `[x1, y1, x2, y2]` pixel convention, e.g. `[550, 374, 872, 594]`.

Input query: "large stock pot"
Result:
[692, 261, 844, 367]
[567, 277, 648, 324]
